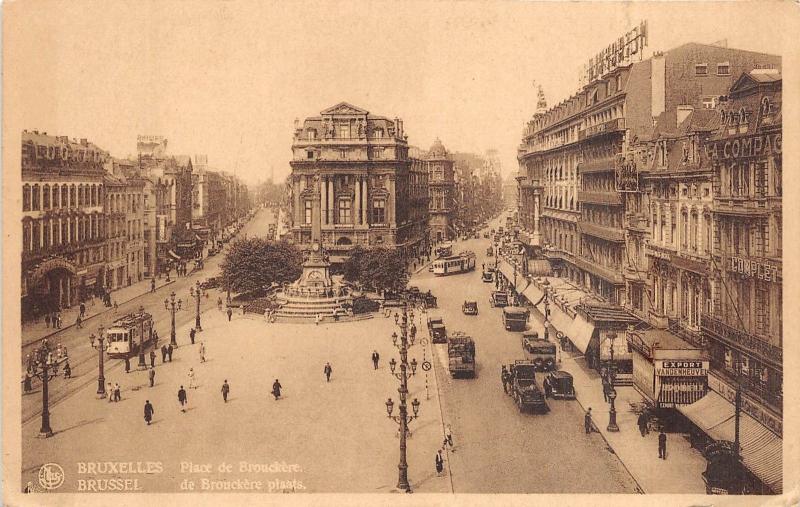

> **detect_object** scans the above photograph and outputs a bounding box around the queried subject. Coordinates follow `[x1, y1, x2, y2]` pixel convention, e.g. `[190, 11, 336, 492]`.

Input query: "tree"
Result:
[343, 247, 408, 293]
[220, 238, 302, 294]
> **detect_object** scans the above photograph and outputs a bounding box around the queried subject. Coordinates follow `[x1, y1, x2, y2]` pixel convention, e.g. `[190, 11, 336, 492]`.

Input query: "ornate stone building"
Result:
[21, 131, 109, 320]
[427, 138, 455, 243]
[289, 102, 428, 261]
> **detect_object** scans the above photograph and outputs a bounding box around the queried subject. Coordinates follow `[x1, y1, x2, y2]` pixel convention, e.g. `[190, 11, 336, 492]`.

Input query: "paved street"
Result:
[19, 208, 276, 425]
[410, 219, 640, 493]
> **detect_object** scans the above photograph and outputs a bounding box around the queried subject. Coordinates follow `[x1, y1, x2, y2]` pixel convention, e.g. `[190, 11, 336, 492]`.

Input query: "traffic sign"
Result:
[420, 338, 429, 346]
[421, 361, 432, 371]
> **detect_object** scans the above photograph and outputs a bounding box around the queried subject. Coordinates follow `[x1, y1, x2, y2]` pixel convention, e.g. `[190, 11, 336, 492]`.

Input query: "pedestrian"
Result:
[410, 323, 417, 339]
[80, 302, 86, 318]
[113, 382, 121, 402]
[151, 279, 156, 293]
[150, 349, 156, 368]
[144, 400, 154, 425]
[217, 297, 223, 311]
[637, 413, 648, 437]
[23, 372, 32, 393]
[56, 312, 62, 328]
[160, 345, 167, 363]
[45, 313, 51, 328]
[190, 328, 196, 345]
[149, 367, 156, 387]
[107, 382, 114, 402]
[188, 368, 197, 389]
[315, 313, 322, 326]
[602, 382, 610, 403]
[585, 408, 593, 434]
[227, 307, 233, 321]
[445, 424, 454, 449]
[324, 362, 332, 382]
[113, 301, 118, 313]
[63, 361, 71, 379]
[178, 299, 182, 311]
[221, 380, 230, 402]
[658, 430, 667, 459]
[124, 356, 131, 374]
[501, 365, 509, 394]
[435, 450, 444, 476]
[76, 315, 83, 329]
[199, 342, 206, 362]
[167, 344, 174, 362]
[272, 379, 282, 400]
[371, 350, 380, 370]
[543, 377, 552, 398]
[178, 386, 188, 412]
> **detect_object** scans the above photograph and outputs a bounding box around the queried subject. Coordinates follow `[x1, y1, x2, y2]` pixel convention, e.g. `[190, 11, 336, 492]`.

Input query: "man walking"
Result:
[658, 430, 667, 459]
[435, 450, 444, 477]
[371, 350, 380, 370]
[161, 345, 168, 363]
[584, 408, 594, 434]
[199, 342, 206, 363]
[80, 302, 86, 318]
[76, 314, 83, 329]
[107, 382, 114, 403]
[148, 367, 156, 387]
[272, 379, 282, 400]
[167, 343, 174, 362]
[150, 349, 157, 368]
[144, 400, 154, 425]
[124, 356, 131, 374]
[188, 368, 197, 389]
[324, 362, 333, 382]
[189, 328, 196, 345]
[113, 382, 121, 402]
[444, 424, 454, 450]
[45, 313, 51, 328]
[500, 365, 509, 394]
[221, 380, 230, 403]
[178, 386, 188, 412]
[637, 413, 648, 437]
[227, 307, 233, 322]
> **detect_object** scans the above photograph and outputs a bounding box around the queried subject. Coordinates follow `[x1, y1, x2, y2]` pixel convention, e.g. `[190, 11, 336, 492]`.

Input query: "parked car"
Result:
[490, 291, 509, 308]
[521, 334, 557, 371]
[462, 300, 478, 315]
[486, 247, 494, 257]
[428, 317, 447, 343]
[482, 271, 494, 283]
[507, 360, 548, 413]
[544, 370, 576, 399]
[502, 306, 529, 331]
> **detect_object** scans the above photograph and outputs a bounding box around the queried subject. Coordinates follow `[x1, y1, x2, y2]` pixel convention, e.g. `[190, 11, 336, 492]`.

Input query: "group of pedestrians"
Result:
[44, 312, 63, 329]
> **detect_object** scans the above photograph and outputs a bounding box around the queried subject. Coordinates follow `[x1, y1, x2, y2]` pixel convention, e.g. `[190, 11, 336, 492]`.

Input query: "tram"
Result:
[105, 310, 155, 358]
[435, 242, 454, 258]
[432, 251, 476, 276]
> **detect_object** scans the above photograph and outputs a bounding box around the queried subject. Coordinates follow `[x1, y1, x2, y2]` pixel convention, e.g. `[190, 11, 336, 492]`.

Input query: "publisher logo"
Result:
[38, 463, 65, 490]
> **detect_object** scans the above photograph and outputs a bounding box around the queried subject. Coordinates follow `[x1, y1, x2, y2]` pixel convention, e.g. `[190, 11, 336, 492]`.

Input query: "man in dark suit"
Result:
[178, 386, 188, 412]
[371, 351, 380, 370]
[658, 431, 667, 459]
[144, 400, 154, 425]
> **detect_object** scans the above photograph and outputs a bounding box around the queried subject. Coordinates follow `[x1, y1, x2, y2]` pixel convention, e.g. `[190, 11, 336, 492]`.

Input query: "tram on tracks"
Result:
[432, 251, 477, 276]
[105, 309, 155, 358]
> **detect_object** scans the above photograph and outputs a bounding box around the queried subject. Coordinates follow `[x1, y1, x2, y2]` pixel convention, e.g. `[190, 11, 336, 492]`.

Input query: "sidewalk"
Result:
[22, 277, 176, 348]
[556, 350, 708, 494]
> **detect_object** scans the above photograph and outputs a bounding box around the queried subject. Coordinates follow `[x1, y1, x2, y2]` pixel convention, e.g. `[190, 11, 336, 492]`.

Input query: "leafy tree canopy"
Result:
[220, 238, 303, 294]
[341, 247, 408, 293]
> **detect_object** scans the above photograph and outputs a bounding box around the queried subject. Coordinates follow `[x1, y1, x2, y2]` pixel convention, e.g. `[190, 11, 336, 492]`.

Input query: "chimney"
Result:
[651, 52, 666, 118]
[80, 138, 88, 146]
[677, 105, 694, 125]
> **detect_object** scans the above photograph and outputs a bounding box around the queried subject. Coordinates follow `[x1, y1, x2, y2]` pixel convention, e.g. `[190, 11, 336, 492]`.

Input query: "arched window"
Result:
[70, 184, 77, 207]
[32, 184, 41, 210]
[22, 220, 31, 251]
[31, 220, 40, 251]
[61, 185, 69, 207]
[22, 184, 31, 211]
[43, 184, 51, 209]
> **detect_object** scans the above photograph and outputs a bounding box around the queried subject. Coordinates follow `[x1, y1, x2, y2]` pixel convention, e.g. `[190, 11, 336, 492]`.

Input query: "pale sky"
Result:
[4, 1, 793, 185]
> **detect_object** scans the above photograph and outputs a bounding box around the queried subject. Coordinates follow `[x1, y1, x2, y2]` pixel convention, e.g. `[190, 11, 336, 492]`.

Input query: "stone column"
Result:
[362, 178, 368, 225]
[387, 176, 395, 225]
[294, 177, 301, 225]
[328, 177, 335, 225]
[354, 176, 361, 225]
[320, 176, 328, 225]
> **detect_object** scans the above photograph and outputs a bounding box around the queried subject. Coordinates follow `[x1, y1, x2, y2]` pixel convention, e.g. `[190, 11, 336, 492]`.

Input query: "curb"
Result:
[22, 279, 177, 350]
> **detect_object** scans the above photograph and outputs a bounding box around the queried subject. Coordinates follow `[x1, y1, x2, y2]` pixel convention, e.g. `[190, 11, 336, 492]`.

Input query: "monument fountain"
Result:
[272, 175, 353, 322]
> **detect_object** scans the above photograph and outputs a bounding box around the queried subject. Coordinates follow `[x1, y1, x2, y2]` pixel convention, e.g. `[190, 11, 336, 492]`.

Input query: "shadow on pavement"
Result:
[52, 417, 105, 436]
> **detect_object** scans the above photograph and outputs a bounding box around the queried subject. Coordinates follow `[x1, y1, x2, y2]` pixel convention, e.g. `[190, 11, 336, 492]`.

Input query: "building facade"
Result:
[427, 138, 456, 243]
[21, 131, 108, 319]
[289, 102, 427, 261]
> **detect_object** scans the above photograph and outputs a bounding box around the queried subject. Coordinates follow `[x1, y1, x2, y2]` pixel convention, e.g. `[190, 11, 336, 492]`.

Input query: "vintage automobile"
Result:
[526, 338, 557, 371]
[489, 290, 509, 308]
[481, 270, 494, 283]
[502, 306, 529, 331]
[462, 300, 478, 315]
[507, 360, 548, 413]
[448, 332, 476, 378]
[427, 317, 447, 343]
[486, 246, 494, 257]
[423, 291, 438, 308]
[544, 370, 576, 400]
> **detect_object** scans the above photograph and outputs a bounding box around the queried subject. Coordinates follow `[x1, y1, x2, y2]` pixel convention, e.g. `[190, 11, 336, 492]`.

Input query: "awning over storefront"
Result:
[678, 391, 782, 493]
[526, 259, 552, 276]
[521, 283, 545, 305]
[568, 314, 596, 355]
[168, 250, 181, 260]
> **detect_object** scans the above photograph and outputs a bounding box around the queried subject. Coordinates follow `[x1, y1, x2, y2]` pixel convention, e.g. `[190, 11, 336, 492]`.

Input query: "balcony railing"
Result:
[578, 117, 626, 141]
[578, 221, 625, 242]
[668, 317, 709, 349]
[571, 255, 624, 284]
[579, 156, 617, 174]
[701, 313, 782, 367]
[710, 361, 782, 414]
[578, 190, 622, 205]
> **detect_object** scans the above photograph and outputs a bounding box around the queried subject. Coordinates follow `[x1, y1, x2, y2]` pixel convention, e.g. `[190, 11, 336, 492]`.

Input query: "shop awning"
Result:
[599, 332, 632, 360]
[568, 314, 596, 355]
[168, 250, 181, 260]
[526, 259, 552, 276]
[521, 283, 545, 305]
[678, 391, 782, 493]
[549, 304, 576, 342]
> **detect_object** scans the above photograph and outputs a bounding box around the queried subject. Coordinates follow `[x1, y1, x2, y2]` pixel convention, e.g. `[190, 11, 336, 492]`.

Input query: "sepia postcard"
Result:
[3, 1, 799, 506]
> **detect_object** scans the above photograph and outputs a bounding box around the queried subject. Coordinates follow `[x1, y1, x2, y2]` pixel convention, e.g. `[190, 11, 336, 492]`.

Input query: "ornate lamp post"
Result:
[606, 332, 619, 432]
[90, 326, 109, 398]
[385, 300, 421, 493]
[31, 343, 57, 438]
[137, 305, 147, 368]
[165, 291, 178, 347]
[190, 281, 203, 332]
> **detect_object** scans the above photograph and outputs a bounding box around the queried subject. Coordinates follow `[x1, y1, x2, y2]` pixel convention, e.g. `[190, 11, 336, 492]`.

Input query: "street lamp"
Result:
[90, 325, 109, 399]
[166, 291, 178, 347]
[137, 305, 147, 369]
[30, 343, 57, 437]
[385, 301, 422, 493]
[606, 332, 619, 432]
[192, 280, 203, 332]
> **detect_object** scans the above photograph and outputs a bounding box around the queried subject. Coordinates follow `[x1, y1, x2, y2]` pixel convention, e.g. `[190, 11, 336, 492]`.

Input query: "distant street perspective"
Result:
[13, 4, 785, 500]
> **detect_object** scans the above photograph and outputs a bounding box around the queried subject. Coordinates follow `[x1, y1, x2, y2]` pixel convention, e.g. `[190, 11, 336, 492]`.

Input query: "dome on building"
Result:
[428, 138, 448, 159]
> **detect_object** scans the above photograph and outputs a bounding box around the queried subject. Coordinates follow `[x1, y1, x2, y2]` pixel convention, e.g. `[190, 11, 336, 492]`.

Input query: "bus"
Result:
[105, 310, 155, 358]
[435, 242, 454, 258]
[433, 251, 476, 276]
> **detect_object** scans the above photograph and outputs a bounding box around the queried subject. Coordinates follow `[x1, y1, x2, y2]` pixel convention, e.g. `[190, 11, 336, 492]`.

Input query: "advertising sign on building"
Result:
[656, 360, 709, 376]
[578, 20, 648, 87]
[156, 215, 168, 242]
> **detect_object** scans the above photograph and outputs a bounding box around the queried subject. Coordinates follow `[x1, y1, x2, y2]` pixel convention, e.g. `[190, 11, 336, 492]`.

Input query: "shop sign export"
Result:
[656, 360, 709, 377]
[728, 256, 779, 282]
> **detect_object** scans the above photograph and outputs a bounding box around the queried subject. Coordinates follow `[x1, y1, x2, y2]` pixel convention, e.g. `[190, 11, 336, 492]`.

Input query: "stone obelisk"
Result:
[296, 174, 332, 292]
